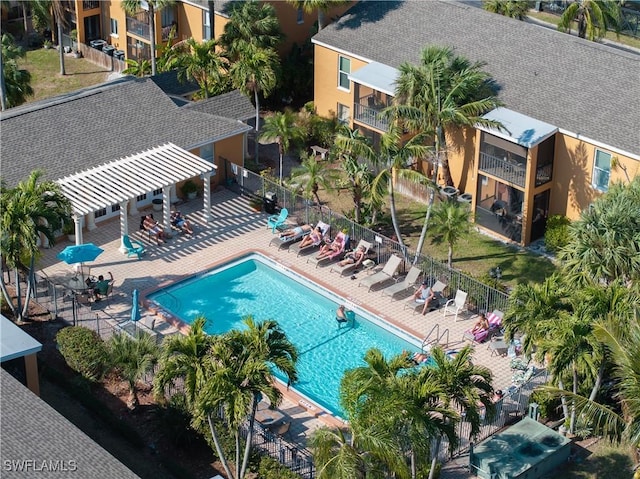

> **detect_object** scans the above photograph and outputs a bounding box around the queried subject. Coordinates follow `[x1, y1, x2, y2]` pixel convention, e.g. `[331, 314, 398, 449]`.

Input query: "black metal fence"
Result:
[226, 161, 510, 315]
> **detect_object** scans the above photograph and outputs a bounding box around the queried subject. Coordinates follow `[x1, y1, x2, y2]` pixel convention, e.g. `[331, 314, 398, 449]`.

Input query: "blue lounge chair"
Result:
[122, 235, 145, 259]
[267, 208, 288, 233]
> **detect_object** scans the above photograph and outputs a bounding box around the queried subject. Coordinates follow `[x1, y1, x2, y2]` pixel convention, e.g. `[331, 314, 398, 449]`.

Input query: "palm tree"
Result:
[229, 43, 279, 165]
[192, 318, 297, 479]
[0, 170, 70, 322]
[482, 0, 530, 20]
[558, 0, 621, 40]
[286, 0, 351, 30]
[121, 0, 176, 76]
[335, 121, 430, 248]
[219, 0, 283, 60]
[429, 199, 472, 268]
[172, 38, 229, 99]
[259, 109, 305, 185]
[334, 126, 376, 224]
[153, 316, 213, 409]
[107, 331, 159, 409]
[424, 346, 494, 479]
[558, 177, 640, 286]
[391, 46, 503, 262]
[289, 154, 339, 205]
[122, 58, 151, 77]
[1, 33, 33, 108]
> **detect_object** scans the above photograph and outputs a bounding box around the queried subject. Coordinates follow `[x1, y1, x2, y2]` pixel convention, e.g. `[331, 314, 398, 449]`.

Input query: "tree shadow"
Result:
[335, 1, 404, 30]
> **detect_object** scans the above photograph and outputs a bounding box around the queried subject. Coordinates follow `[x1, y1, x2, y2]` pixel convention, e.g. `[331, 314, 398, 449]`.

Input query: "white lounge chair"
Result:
[308, 232, 348, 268]
[380, 265, 422, 300]
[443, 289, 468, 322]
[329, 239, 373, 276]
[269, 224, 312, 250]
[289, 221, 330, 256]
[403, 280, 447, 314]
[358, 255, 403, 292]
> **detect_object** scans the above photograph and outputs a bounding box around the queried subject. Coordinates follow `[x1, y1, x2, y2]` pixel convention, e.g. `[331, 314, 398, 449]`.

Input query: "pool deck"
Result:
[38, 188, 518, 473]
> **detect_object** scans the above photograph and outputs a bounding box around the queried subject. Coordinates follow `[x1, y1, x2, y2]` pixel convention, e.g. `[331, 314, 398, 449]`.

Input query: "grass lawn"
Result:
[527, 11, 640, 50]
[550, 440, 636, 479]
[320, 185, 558, 287]
[17, 48, 112, 103]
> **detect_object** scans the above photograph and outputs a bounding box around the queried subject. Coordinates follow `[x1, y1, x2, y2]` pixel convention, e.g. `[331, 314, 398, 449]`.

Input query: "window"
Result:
[200, 143, 214, 163]
[592, 149, 611, 191]
[203, 10, 211, 40]
[110, 18, 118, 36]
[297, 7, 304, 24]
[337, 103, 350, 124]
[338, 56, 350, 90]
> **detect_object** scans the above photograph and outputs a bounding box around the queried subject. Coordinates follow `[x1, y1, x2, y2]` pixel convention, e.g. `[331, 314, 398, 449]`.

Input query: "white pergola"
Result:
[57, 143, 216, 254]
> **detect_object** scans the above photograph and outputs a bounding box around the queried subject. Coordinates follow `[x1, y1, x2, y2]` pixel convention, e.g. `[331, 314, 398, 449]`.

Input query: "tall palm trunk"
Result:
[207, 1, 215, 40]
[427, 434, 443, 479]
[14, 267, 23, 322]
[557, 378, 570, 423]
[57, 19, 65, 75]
[207, 414, 235, 479]
[588, 362, 606, 401]
[149, 5, 157, 76]
[413, 126, 443, 264]
[570, 363, 578, 433]
[388, 167, 405, 249]
[0, 44, 7, 110]
[254, 87, 260, 164]
[239, 396, 259, 479]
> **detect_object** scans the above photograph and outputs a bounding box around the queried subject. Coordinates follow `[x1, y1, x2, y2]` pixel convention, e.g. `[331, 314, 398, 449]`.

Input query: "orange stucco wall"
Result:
[314, 44, 367, 119]
[179, 2, 205, 42]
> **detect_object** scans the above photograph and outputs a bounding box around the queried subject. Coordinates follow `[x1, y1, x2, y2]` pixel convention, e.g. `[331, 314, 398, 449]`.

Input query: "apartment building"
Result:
[311, 0, 639, 246]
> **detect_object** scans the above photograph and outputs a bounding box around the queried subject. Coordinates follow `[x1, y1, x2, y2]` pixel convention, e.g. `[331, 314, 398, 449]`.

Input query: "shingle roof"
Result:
[0, 77, 251, 188]
[0, 369, 140, 478]
[150, 70, 199, 97]
[313, 0, 640, 157]
[182, 89, 255, 121]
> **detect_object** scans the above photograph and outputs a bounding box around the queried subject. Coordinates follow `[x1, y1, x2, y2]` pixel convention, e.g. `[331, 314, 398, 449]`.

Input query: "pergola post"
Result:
[73, 215, 83, 245]
[129, 196, 139, 215]
[162, 186, 171, 233]
[118, 200, 130, 254]
[86, 211, 97, 231]
[202, 171, 212, 222]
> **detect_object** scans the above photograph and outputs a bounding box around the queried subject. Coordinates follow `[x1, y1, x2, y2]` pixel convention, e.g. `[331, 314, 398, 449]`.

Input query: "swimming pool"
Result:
[148, 253, 421, 417]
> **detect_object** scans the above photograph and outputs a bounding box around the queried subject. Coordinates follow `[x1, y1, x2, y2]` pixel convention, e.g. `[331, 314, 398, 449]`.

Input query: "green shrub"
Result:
[544, 215, 570, 253]
[155, 393, 204, 448]
[258, 455, 303, 479]
[56, 326, 108, 381]
[530, 389, 563, 421]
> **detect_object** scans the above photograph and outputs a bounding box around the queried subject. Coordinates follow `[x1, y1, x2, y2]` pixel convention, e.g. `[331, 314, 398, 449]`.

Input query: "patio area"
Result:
[36, 187, 530, 472]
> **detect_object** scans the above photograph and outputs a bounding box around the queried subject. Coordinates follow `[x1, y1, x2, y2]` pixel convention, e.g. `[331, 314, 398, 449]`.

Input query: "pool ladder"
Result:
[421, 323, 449, 352]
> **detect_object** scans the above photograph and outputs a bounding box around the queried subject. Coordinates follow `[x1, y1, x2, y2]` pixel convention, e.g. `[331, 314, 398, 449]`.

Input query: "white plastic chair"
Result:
[443, 289, 467, 322]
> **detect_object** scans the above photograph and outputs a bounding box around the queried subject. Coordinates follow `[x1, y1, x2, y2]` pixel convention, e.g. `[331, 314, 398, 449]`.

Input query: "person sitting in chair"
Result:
[143, 214, 167, 244]
[92, 272, 113, 301]
[171, 210, 194, 235]
[471, 313, 490, 334]
[298, 225, 324, 248]
[280, 224, 313, 239]
[316, 234, 344, 260]
[338, 245, 366, 267]
[412, 280, 437, 315]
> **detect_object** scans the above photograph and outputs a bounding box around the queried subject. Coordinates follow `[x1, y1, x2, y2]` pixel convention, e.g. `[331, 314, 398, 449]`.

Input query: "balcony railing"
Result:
[83, 1, 99, 10]
[479, 152, 526, 188]
[126, 16, 150, 39]
[353, 102, 389, 132]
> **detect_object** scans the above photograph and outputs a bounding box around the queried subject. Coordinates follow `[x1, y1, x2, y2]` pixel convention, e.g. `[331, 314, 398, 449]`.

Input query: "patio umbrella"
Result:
[131, 289, 141, 323]
[57, 243, 104, 265]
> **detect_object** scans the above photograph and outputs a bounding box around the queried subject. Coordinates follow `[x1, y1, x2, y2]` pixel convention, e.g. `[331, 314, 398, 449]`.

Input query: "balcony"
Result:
[83, 1, 99, 10]
[126, 16, 150, 39]
[353, 98, 389, 132]
[479, 152, 526, 188]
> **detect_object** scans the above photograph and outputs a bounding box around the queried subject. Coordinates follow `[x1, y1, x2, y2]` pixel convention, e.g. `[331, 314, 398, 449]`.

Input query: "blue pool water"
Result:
[148, 254, 421, 417]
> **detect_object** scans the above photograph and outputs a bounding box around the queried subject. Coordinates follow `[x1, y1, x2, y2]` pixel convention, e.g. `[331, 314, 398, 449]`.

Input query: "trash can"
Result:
[102, 45, 115, 56]
[263, 192, 277, 214]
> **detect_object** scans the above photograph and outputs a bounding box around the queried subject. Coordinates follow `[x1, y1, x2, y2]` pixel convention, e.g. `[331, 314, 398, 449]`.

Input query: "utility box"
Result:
[102, 45, 115, 56]
[263, 192, 277, 214]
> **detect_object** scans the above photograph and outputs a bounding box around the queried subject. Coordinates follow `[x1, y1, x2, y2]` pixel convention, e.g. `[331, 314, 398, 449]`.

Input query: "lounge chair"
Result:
[462, 310, 504, 343]
[267, 208, 288, 233]
[381, 265, 422, 300]
[329, 239, 372, 276]
[269, 224, 312, 250]
[308, 231, 348, 268]
[122, 235, 146, 259]
[358, 255, 403, 292]
[443, 289, 468, 322]
[403, 280, 447, 313]
[289, 221, 330, 256]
